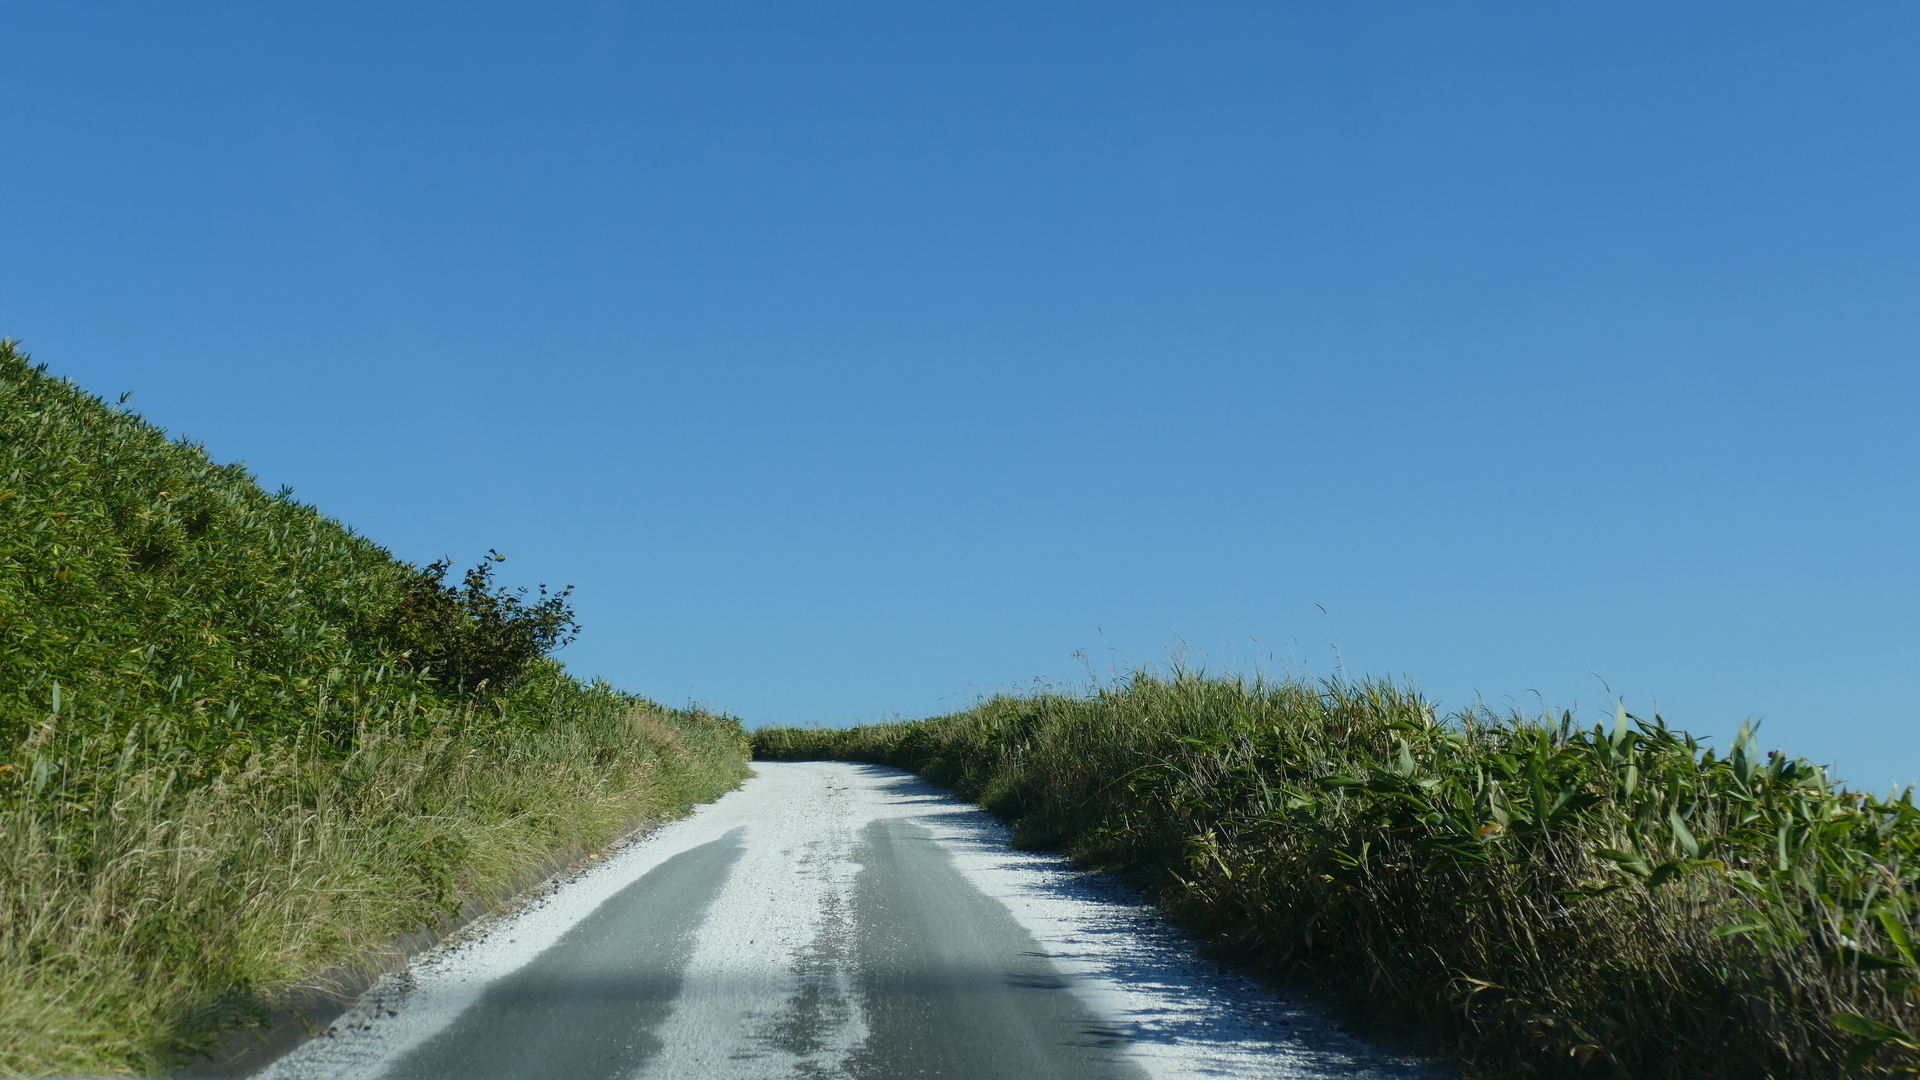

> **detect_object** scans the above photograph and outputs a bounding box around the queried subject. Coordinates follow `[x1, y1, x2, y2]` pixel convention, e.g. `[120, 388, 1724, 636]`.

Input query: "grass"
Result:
[0, 342, 751, 1076]
[756, 671, 1920, 1079]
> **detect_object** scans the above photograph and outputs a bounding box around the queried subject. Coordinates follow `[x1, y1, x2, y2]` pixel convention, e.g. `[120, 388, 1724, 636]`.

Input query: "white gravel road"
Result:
[256, 761, 1435, 1080]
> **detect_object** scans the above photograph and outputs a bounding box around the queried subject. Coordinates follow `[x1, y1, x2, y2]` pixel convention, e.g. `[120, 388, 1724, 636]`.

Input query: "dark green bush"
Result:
[380, 553, 580, 697]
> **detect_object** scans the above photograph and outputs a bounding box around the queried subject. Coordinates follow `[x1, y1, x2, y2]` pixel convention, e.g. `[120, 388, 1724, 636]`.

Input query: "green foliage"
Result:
[0, 338, 589, 757]
[0, 338, 435, 759]
[381, 553, 580, 697]
[0, 342, 753, 1075]
[757, 672, 1920, 1079]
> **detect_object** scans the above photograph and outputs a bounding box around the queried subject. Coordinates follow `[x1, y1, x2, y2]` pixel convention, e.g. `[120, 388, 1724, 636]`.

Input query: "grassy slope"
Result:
[757, 673, 1920, 1079]
[0, 343, 750, 1076]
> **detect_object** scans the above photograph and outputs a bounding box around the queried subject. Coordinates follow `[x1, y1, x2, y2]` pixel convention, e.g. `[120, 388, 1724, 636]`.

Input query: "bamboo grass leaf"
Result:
[1645, 858, 1691, 889]
[1670, 808, 1701, 859]
[1878, 908, 1920, 968]
[1597, 847, 1652, 877]
[1831, 947, 1911, 972]
[1835, 1010, 1919, 1044]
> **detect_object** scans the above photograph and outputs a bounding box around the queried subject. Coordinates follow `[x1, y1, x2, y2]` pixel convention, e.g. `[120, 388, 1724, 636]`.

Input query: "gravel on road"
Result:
[256, 761, 1435, 1080]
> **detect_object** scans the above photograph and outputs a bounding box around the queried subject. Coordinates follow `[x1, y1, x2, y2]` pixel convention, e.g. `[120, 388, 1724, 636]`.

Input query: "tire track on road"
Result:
[260, 763, 1435, 1080]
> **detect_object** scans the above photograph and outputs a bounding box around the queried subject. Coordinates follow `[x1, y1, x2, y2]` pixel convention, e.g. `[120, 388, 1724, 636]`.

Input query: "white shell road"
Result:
[259, 761, 1433, 1080]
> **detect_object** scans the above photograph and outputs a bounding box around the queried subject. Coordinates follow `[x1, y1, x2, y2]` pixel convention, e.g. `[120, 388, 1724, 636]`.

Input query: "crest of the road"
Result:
[259, 763, 1433, 1080]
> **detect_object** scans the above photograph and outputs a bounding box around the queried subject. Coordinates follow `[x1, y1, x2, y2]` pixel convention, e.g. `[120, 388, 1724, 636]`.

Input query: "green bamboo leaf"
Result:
[1646, 858, 1690, 889]
[1832, 947, 1911, 973]
[1834, 1011, 1916, 1044]
[1670, 808, 1700, 859]
[1596, 848, 1652, 877]
[1877, 908, 1919, 968]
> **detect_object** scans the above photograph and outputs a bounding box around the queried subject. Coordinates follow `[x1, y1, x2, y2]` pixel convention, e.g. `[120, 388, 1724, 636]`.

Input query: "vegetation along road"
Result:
[258, 762, 1427, 1080]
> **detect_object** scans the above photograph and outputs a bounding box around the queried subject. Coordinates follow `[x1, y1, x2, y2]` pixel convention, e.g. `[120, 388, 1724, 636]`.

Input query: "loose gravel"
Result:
[256, 761, 1436, 1080]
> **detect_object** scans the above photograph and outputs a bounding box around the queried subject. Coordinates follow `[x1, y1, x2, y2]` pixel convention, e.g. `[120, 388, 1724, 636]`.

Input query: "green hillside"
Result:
[0, 343, 435, 756]
[0, 342, 749, 1076]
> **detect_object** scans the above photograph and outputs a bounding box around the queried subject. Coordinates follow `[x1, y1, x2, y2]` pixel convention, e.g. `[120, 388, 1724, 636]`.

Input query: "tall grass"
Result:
[757, 672, 1920, 1078]
[4, 684, 747, 1076]
[0, 344, 752, 1075]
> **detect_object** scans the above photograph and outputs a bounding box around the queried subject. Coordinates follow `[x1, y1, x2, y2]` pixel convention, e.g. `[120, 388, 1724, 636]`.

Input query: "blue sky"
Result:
[4, 3, 1917, 786]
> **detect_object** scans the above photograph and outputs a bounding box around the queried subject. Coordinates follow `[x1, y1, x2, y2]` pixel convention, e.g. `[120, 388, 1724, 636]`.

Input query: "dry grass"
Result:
[1, 697, 749, 1077]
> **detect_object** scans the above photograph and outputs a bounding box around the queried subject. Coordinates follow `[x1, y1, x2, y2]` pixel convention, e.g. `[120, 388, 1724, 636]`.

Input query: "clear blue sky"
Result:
[4, 3, 1916, 786]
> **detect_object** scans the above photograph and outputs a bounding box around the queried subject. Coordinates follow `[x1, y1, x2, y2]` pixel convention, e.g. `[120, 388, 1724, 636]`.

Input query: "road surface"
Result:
[259, 762, 1431, 1080]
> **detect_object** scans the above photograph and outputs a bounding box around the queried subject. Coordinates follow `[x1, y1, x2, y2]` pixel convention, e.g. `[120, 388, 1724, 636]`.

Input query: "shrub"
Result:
[380, 553, 580, 697]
